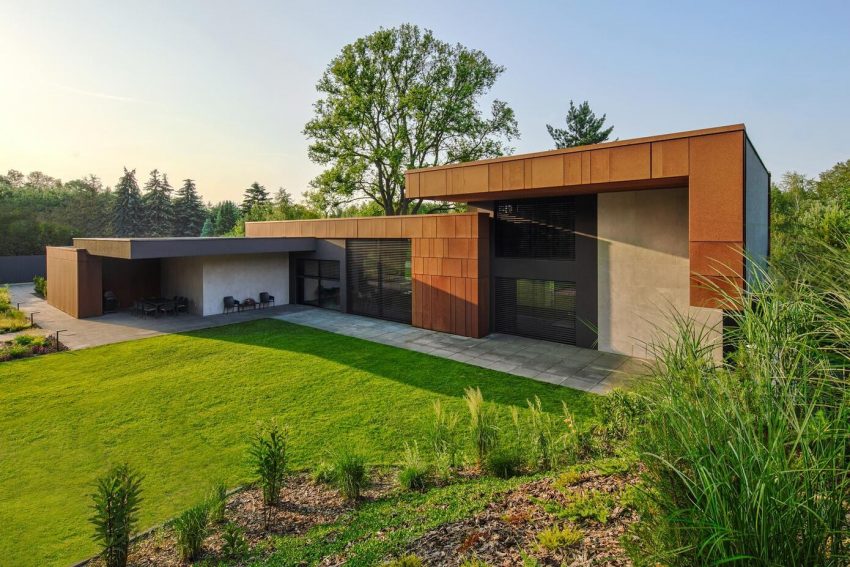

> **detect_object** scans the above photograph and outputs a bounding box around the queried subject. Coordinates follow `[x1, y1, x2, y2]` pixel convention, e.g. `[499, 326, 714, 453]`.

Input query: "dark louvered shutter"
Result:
[494, 277, 577, 344]
[347, 239, 412, 323]
[495, 197, 576, 259]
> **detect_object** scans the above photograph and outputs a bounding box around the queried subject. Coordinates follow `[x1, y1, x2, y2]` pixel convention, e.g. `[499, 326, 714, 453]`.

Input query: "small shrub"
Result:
[6, 344, 30, 359]
[556, 490, 614, 524]
[553, 470, 582, 490]
[33, 275, 47, 297]
[464, 387, 498, 465]
[594, 388, 646, 444]
[398, 442, 429, 491]
[89, 464, 143, 567]
[13, 334, 35, 346]
[312, 460, 335, 484]
[248, 420, 289, 506]
[333, 451, 368, 501]
[430, 399, 461, 467]
[536, 524, 583, 551]
[207, 482, 227, 524]
[172, 503, 210, 561]
[220, 521, 249, 559]
[524, 396, 560, 470]
[485, 445, 524, 479]
[383, 555, 424, 567]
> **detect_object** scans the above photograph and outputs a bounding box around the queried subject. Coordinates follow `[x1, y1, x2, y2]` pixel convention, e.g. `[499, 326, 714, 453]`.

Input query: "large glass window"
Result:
[347, 239, 412, 323]
[296, 259, 341, 310]
[495, 277, 577, 344]
[495, 197, 576, 259]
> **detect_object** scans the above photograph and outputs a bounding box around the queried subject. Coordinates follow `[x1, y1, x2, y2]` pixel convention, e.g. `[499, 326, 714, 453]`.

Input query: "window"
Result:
[296, 259, 341, 310]
[494, 277, 577, 344]
[347, 239, 412, 323]
[495, 197, 576, 259]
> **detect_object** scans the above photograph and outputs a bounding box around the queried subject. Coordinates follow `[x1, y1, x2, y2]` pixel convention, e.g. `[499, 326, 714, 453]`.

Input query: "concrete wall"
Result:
[161, 257, 205, 315]
[201, 253, 289, 316]
[745, 138, 770, 284]
[597, 187, 722, 358]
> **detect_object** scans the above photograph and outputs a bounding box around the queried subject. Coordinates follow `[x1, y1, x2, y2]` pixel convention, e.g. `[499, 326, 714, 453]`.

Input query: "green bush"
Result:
[33, 275, 47, 297]
[312, 460, 335, 484]
[248, 420, 289, 506]
[554, 489, 614, 524]
[333, 450, 369, 501]
[220, 521, 248, 559]
[398, 442, 429, 491]
[172, 503, 210, 561]
[89, 464, 143, 567]
[464, 387, 498, 465]
[593, 388, 646, 443]
[206, 482, 227, 524]
[535, 524, 583, 551]
[13, 333, 46, 347]
[484, 445, 523, 479]
[6, 344, 31, 359]
[0, 286, 29, 333]
[629, 260, 850, 566]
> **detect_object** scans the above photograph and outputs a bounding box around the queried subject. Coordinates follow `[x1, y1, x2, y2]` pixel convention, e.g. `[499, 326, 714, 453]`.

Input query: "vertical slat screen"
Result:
[494, 277, 576, 344]
[347, 239, 412, 323]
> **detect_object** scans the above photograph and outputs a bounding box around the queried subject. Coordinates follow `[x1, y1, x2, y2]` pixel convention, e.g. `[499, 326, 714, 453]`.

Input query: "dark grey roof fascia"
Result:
[74, 237, 316, 259]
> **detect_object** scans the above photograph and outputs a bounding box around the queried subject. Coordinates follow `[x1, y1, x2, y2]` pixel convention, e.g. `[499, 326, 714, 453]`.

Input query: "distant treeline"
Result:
[0, 169, 318, 256]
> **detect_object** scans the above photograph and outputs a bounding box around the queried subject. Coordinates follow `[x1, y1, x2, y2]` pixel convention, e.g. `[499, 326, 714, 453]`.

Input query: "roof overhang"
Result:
[71, 237, 316, 260]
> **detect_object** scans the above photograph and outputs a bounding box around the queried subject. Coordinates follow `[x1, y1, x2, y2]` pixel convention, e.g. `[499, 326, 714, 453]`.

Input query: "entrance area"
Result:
[347, 239, 412, 323]
[295, 258, 341, 310]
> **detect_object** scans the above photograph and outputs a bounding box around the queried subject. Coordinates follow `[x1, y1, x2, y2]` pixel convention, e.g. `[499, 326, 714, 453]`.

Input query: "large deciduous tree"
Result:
[172, 179, 206, 237]
[304, 24, 519, 216]
[547, 100, 614, 148]
[112, 168, 144, 237]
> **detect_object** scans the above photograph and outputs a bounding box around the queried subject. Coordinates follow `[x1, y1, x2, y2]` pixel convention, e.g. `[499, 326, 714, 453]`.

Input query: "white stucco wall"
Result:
[597, 187, 722, 358]
[201, 253, 289, 316]
[160, 257, 205, 315]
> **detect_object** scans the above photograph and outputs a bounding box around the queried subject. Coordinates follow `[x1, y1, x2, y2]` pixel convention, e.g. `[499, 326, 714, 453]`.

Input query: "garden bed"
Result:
[0, 333, 66, 362]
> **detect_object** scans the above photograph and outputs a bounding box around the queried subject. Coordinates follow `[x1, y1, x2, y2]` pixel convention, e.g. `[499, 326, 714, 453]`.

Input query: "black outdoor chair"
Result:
[103, 291, 118, 313]
[174, 296, 189, 314]
[223, 296, 240, 314]
[141, 301, 157, 318]
[159, 300, 176, 316]
[259, 292, 275, 308]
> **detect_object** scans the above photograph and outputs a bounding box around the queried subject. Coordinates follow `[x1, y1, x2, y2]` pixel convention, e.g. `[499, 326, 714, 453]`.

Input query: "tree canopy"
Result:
[304, 24, 518, 216]
[143, 169, 174, 237]
[173, 179, 206, 237]
[547, 100, 614, 148]
[113, 168, 144, 237]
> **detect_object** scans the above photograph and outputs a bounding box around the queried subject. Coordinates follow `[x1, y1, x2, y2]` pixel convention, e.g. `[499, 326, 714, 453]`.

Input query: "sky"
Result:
[1, 0, 848, 204]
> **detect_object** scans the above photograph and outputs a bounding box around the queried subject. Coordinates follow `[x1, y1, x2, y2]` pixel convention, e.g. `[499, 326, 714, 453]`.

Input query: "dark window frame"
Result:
[296, 258, 341, 311]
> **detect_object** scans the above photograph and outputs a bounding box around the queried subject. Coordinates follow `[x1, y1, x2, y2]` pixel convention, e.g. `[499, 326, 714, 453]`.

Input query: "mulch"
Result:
[401, 470, 640, 566]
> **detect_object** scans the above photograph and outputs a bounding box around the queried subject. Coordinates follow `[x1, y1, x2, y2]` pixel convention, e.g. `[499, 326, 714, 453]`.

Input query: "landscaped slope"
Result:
[0, 319, 593, 566]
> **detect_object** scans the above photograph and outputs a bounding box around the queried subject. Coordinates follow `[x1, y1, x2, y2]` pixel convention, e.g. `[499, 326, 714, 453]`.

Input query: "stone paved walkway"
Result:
[7, 283, 648, 392]
[276, 307, 648, 393]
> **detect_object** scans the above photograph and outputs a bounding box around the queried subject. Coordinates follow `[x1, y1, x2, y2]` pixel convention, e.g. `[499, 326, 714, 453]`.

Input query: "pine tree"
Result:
[112, 168, 143, 237]
[546, 100, 614, 148]
[142, 170, 174, 237]
[213, 201, 240, 235]
[172, 178, 206, 236]
[200, 217, 214, 237]
[241, 182, 270, 215]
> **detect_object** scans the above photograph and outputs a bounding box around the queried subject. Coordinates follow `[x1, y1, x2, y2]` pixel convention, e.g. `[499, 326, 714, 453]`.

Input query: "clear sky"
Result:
[1, 0, 848, 203]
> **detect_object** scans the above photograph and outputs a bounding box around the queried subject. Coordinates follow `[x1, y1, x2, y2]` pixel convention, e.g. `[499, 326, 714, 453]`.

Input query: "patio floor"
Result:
[7, 284, 648, 392]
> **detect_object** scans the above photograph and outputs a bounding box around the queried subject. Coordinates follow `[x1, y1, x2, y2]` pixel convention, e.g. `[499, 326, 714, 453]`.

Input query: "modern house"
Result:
[46, 124, 769, 358]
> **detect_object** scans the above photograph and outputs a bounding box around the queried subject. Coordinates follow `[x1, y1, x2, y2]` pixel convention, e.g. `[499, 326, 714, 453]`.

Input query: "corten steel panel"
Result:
[451, 277, 466, 335]
[406, 172, 420, 197]
[435, 216, 456, 238]
[454, 215, 472, 238]
[430, 275, 453, 333]
[523, 159, 533, 188]
[609, 144, 651, 182]
[462, 164, 489, 194]
[447, 238, 468, 259]
[581, 152, 591, 184]
[531, 155, 565, 188]
[689, 242, 745, 278]
[421, 169, 447, 197]
[690, 275, 745, 309]
[564, 153, 582, 185]
[590, 149, 610, 183]
[401, 216, 423, 238]
[651, 139, 689, 178]
[688, 131, 745, 242]
[503, 160, 525, 190]
[488, 163, 503, 191]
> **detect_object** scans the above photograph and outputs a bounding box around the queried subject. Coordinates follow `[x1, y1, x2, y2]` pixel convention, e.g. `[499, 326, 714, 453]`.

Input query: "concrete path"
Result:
[275, 307, 648, 393]
[7, 283, 648, 392]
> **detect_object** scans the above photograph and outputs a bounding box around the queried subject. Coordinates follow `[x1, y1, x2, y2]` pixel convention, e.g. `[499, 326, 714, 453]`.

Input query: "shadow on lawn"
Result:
[175, 318, 596, 416]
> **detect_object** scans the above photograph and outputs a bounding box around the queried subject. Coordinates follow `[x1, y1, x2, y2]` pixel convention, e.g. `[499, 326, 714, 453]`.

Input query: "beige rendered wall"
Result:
[597, 187, 722, 358]
[201, 253, 289, 316]
[161, 257, 205, 315]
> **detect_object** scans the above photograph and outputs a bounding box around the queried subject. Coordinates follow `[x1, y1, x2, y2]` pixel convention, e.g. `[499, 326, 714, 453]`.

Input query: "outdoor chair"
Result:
[259, 292, 275, 308]
[141, 301, 157, 318]
[223, 296, 240, 314]
[159, 300, 176, 316]
[103, 291, 118, 313]
[174, 296, 189, 314]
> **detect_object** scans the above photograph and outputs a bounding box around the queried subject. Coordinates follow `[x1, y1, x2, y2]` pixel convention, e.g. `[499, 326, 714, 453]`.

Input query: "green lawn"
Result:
[0, 319, 594, 566]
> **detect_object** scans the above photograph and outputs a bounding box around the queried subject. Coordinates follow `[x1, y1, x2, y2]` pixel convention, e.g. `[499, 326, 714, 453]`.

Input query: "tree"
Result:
[172, 179, 206, 237]
[112, 168, 144, 237]
[63, 175, 113, 237]
[142, 170, 174, 237]
[304, 24, 518, 216]
[200, 217, 214, 237]
[242, 182, 270, 215]
[546, 100, 614, 148]
[212, 200, 240, 235]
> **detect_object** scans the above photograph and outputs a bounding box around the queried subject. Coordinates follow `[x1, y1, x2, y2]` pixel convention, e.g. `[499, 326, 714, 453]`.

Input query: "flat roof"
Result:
[72, 236, 316, 260]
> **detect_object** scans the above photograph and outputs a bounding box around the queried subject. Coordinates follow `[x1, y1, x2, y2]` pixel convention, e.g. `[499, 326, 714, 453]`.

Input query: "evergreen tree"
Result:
[172, 178, 206, 236]
[213, 200, 240, 235]
[200, 217, 214, 237]
[241, 182, 270, 214]
[142, 170, 174, 237]
[546, 100, 614, 148]
[112, 168, 143, 237]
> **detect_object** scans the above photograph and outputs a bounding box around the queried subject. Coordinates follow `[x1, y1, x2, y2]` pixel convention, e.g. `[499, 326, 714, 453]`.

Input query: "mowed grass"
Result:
[0, 319, 594, 566]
